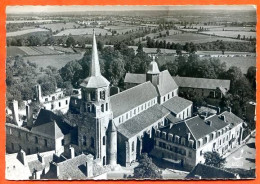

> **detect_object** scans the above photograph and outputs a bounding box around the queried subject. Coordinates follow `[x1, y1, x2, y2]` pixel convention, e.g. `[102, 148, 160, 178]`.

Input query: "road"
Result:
[225, 134, 255, 170]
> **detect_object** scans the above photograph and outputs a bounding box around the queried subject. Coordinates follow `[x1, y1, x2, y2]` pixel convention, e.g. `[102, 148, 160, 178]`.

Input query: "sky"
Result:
[6, 5, 256, 14]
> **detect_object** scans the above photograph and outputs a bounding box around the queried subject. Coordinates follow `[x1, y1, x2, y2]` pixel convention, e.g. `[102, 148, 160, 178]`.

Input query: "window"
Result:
[100, 91, 105, 100]
[163, 97, 166, 102]
[172, 92, 174, 96]
[66, 100, 68, 105]
[106, 103, 108, 111]
[91, 91, 96, 101]
[35, 136, 38, 144]
[91, 137, 95, 148]
[119, 117, 121, 123]
[18, 132, 21, 138]
[83, 136, 87, 146]
[101, 104, 104, 112]
[44, 139, 48, 147]
[132, 141, 135, 152]
[134, 109, 136, 115]
[103, 156, 106, 166]
[51, 104, 54, 110]
[62, 139, 65, 146]
[27, 148, 30, 154]
[126, 113, 128, 120]
[45, 98, 48, 102]
[9, 128, 12, 135]
[103, 136, 106, 145]
[130, 111, 132, 118]
[188, 151, 192, 158]
[168, 94, 170, 99]
[59, 102, 61, 107]
[200, 150, 203, 156]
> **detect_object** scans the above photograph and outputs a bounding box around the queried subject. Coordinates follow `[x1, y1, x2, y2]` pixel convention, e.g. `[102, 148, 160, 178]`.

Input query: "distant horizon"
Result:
[6, 5, 256, 14]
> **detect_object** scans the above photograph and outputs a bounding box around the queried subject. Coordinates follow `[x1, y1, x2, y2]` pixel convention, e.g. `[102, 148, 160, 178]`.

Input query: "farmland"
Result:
[7, 46, 64, 56]
[39, 22, 80, 32]
[7, 28, 49, 37]
[200, 31, 256, 39]
[155, 32, 248, 44]
[104, 25, 142, 34]
[24, 53, 83, 69]
[54, 28, 111, 36]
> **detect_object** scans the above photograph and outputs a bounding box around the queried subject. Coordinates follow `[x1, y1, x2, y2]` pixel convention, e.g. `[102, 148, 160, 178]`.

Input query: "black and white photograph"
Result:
[5, 5, 256, 180]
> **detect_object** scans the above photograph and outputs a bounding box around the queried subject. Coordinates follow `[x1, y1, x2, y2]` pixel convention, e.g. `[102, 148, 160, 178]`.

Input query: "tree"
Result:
[66, 36, 76, 47]
[203, 151, 226, 168]
[130, 153, 162, 179]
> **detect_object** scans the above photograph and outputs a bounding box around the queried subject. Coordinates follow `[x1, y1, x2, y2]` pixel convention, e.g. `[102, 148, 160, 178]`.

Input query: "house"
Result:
[173, 76, 230, 98]
[151, 111, 245, 170]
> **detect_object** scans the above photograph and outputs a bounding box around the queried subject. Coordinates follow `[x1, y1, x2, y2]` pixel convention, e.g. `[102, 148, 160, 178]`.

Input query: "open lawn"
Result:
[201, 31, 256, 39]
[157, 55, 256, 74]
[155, 32, 248, 44]
[7, 28, 49, 37]
[23, 53, 83, 69]
[54, 28, 111, 36]
[39, 22, 80, 32]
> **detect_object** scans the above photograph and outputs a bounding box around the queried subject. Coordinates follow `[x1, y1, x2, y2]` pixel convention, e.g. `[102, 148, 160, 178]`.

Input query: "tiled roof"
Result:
[27, 151, 55, 173]
[162, 96, 192, 114]
[220, 111, 244, 127]
[5, 153, 32, 180]
[186, 163, 238, 179]
[124, 73, 146, 84]
[173, 76, 230, 90]
[166, 113, 181, 124]
[185, 115, 228, 140]
[31, 109, 72, 139]
[117, 104, 170, 139]
[80, 75, 110, 88]
[110, 81, 158, 118]
[157, 70, 178, 96]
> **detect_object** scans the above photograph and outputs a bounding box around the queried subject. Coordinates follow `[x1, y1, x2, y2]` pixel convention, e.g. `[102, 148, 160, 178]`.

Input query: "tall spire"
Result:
[90, 29, 101, 77]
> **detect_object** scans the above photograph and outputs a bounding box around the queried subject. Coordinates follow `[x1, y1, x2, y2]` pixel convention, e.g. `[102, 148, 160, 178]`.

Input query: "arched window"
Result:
[35, 136, 38, 144]
[59, 102, 61, 107]
[91, 137, 94, 148]
[132, 141, 135, 152]
[101, 104, 104, 112]
[52, 96, 55, 101]
[103, 136, 106, 145]
[103, 156, 106, 166]
[83, 136, 87, 146]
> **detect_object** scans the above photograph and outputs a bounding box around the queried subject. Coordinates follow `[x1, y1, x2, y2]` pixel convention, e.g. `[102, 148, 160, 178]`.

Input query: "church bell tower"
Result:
[79, 30, 114, 166]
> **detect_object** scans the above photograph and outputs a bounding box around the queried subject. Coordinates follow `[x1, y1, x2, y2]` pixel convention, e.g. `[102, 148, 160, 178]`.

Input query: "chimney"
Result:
[187, 132, 191, 140]
[11, 100, 19, 126]
[69, 146, 75, 159]
[35, 85, 42, 102]
[207, 120, 212, 126]
[37, 153, 45, 165]
[26, 105, 33, 127]
[220, 115, 226, 122]
[50, 161, 59, 177]
[86, 161, 93, 178]
[17, 149, 28, 166]
[228, 107, 232, 113]
[217, 107, 221, 114]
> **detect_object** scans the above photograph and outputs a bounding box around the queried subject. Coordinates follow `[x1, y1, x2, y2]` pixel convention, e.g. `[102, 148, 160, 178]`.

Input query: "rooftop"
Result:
[117, 104, 170, 139]
[162, 96, 192, 115]
[110, 81, 158, 118]
[31, 109, 73, 139]
[173, 76, 230, 90]
[157, 70, 178, 96]
[186, 163, 238, 179]
[124, 73, 146, 84]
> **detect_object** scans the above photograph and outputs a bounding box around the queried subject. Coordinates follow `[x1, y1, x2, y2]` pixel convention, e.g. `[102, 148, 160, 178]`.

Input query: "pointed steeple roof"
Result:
[90, 30, 101, 77]
[80, 30, 110, 88]
[107, 120, 117, 132]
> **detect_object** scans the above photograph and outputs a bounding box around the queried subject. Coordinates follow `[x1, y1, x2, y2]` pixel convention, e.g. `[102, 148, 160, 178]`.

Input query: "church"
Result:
[6, 31, 193, 168]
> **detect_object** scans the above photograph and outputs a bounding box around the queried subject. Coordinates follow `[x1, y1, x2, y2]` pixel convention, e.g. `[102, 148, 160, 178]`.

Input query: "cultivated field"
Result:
[105, 25, 142, 34]
[134, 30, 183, 42]
[24, 53, 83, 69]
[7, 28, 49, 37]
[54, 28, 111, 36]
[6, 20, 60, 24]
[155, 32, 248, 44]
[7, 46, 63, 56]
[39, 22, 80, 32]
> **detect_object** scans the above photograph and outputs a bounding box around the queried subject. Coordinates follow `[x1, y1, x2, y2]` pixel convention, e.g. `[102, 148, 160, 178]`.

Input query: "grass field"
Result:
[157, 55, 255, 74]
[54, 28, 111, 36]
[39, 22, 80, 32]
[105, 25, 141, 34]
[7, 28, 49, 37]
[201, 31, 256, 39]
[155, 32, 248, 44]
[24, 53, 83, 69]
[134, 30, 182, 42]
